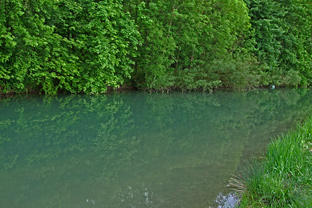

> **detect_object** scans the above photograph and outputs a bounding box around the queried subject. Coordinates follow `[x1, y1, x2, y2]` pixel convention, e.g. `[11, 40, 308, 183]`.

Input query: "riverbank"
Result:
[232, 116, 312, 207]
[0, 84, 294, 97]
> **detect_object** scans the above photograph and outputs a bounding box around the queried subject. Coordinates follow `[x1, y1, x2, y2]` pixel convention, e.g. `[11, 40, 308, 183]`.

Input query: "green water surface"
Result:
[1, 89, 312, 208]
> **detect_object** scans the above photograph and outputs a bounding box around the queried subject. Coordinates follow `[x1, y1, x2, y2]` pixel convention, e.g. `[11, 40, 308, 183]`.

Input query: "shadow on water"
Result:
[0, 88, 312, 207]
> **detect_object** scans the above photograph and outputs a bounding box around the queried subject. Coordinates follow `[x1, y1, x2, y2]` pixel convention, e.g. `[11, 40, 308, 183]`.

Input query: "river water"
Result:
[1, 89, 312, 208]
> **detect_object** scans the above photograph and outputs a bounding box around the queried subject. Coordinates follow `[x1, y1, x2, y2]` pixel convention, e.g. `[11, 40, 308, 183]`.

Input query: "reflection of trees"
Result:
[0, 89, 312, 207]
[0, 95, 136, 207]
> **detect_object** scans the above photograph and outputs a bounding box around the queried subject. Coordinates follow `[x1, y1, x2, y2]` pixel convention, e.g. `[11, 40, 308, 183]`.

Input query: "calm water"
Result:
[1, 89, 312, 208]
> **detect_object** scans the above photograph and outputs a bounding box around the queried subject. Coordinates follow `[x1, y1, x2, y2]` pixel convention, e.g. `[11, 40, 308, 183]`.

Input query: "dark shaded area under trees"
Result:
[0, 0, 311, 94]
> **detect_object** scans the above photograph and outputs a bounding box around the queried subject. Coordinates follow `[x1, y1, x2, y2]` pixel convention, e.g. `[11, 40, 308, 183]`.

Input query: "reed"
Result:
[232, 117, 312, 207]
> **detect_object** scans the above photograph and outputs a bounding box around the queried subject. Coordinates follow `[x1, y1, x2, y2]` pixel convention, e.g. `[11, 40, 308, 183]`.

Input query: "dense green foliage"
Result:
[0, 0, 311, 94]
[245, 0, 312, 86]
[127, 0, 256, 90]
[0, 0, 140, 94]
[235, 116, 312, 207]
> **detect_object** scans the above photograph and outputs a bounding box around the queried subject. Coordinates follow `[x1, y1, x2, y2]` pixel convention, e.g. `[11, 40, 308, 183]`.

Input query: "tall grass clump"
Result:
[232, 117, 312, 207]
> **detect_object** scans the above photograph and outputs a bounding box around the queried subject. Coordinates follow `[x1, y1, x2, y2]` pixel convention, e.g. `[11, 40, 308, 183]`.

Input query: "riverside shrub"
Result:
[0, 0, 140, 94]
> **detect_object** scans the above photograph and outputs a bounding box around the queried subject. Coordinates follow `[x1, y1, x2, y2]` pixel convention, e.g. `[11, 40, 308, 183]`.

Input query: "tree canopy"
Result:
[0, 0, 311, 94]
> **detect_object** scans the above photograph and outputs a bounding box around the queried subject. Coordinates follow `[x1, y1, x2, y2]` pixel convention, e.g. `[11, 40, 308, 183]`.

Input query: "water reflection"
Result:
[0, 89, 312, 207]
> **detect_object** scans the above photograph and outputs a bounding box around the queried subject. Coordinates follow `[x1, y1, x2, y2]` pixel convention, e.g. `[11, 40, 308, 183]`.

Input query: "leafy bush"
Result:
[1, 0, 311, 93]
[244, 0, 312, 86]
[129, 0, 256, 91]
[0, 0, 140, 94]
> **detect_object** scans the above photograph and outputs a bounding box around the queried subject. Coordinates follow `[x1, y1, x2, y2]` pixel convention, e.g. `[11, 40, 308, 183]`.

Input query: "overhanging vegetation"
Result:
[1, 0, 311, 94]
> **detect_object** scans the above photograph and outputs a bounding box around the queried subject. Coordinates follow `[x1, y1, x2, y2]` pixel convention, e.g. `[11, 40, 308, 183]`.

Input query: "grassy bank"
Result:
[231, 117, 312, 207]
